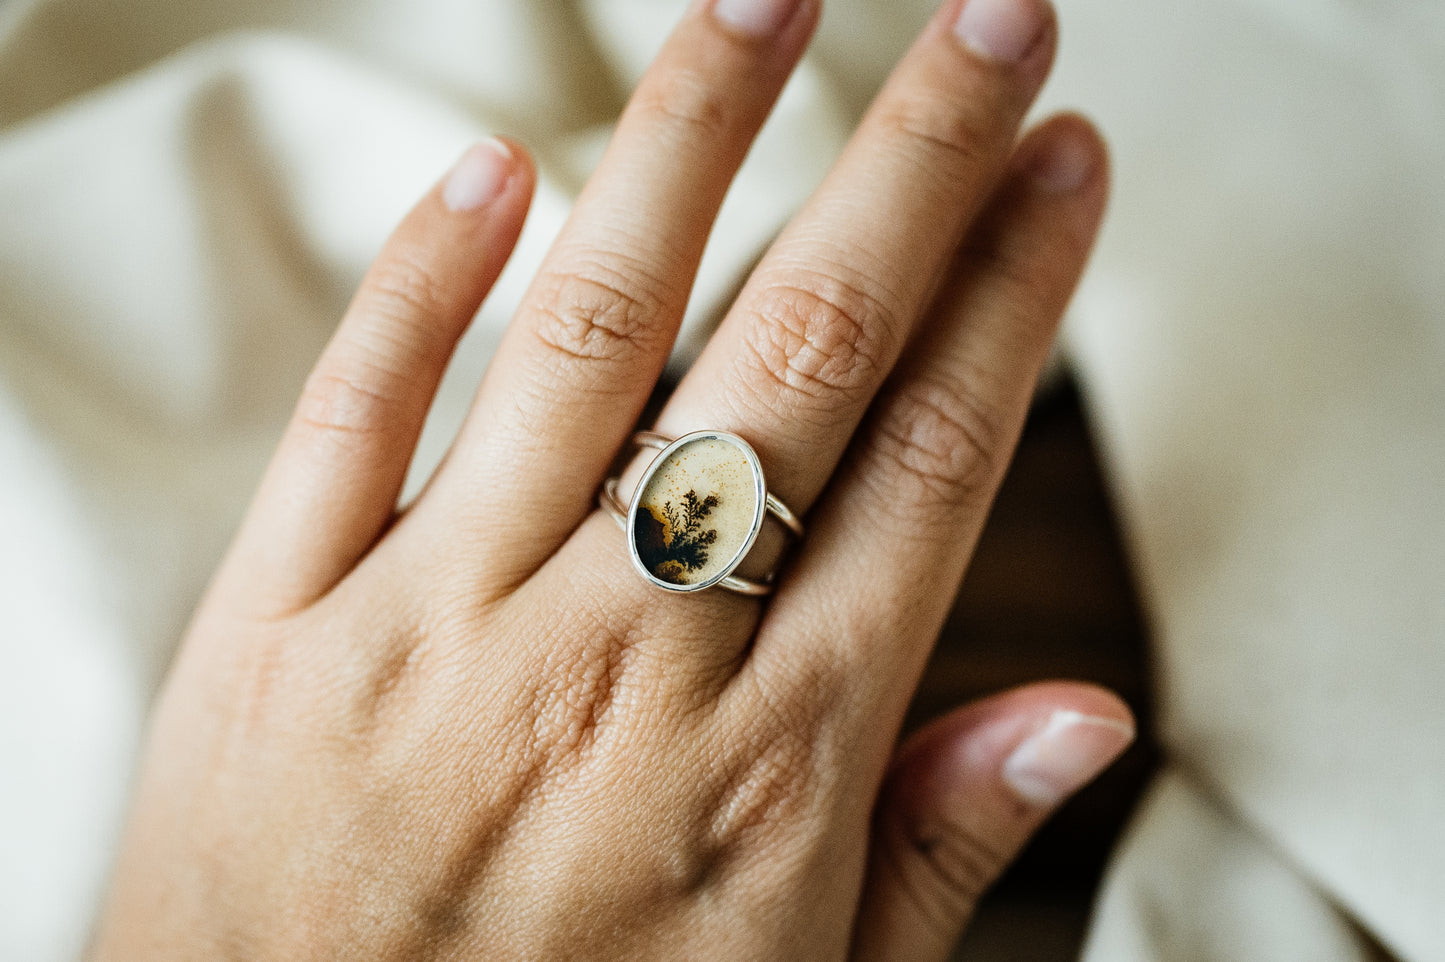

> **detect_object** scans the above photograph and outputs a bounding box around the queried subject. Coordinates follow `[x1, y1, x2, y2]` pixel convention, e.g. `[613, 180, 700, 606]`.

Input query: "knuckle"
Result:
[209, 618, 317, 750]
[296, 250, 456, 439]
[633, 68, 733, 147]
[526, 604, 638, 764]
[875, 90, 1000, 188]
[889, 811, 1014, 932]
[364, 249, 451, 332]
[964, 228, 1086, 350]
[294, 364, 396, 438]
[864, 373, 1009, 521]
[529, 264, 667, 370]
[739, 271, 900, 403]
[703, 662, 843, 859]
[707, 716, 819, 859]
[964, 237, 1055, 325]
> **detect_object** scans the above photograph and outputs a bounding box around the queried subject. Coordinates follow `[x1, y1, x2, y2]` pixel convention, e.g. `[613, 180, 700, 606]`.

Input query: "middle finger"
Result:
[653, 0, 1057, 516]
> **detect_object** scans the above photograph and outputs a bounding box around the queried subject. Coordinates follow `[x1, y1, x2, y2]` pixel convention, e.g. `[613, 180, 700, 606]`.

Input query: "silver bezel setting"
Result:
[624, 430, 768, 594]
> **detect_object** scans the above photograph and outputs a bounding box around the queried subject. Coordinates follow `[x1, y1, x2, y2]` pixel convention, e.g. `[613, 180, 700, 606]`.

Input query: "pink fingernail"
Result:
[442, 139, 513, 212]
[1028, 126, 1095, 193]
[1002, 710, 1134, 807]
[713, 0, 802, 38]
[954, 0, 1050, 64]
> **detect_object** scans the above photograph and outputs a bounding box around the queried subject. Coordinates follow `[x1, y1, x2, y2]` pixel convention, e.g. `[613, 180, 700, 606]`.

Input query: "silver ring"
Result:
[598, 431, 803, 596]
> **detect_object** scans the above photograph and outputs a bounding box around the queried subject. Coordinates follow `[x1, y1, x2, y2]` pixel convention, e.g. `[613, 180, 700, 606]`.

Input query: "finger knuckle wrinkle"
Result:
[870, 376, 1006, 512]
[295, 367, 396, 437]
[531, 270, 663, 368]
[964, 240, 1074, 349]
[893, 815, 1011, 927]
[965, 239, 1050, 316]
[743, 275, 897, 401]
[880, 94, 996, 182]
[636, 69, 732, 146]
[366, 252, 451, 329]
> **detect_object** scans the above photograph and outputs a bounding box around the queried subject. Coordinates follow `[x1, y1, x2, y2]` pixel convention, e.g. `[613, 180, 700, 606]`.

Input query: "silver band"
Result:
[599, 431, 804, 596]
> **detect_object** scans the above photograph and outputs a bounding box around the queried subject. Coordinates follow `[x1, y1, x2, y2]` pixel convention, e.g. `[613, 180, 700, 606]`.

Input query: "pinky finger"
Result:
[218, 139, 535, 618]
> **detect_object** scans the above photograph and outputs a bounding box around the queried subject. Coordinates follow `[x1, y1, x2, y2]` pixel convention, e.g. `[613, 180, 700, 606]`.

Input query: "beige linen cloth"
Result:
[1, 0, 1441, 959]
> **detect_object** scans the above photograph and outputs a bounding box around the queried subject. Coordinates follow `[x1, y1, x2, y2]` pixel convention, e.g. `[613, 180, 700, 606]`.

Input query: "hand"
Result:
[92, 0, 1131, 958]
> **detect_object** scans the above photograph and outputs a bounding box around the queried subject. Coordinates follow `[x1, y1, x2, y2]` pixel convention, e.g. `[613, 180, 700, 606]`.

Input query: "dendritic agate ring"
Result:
[599, 431, 804, 596]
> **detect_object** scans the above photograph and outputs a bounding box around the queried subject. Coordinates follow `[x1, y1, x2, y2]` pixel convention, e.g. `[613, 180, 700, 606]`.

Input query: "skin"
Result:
[91, 0, 1132, 959]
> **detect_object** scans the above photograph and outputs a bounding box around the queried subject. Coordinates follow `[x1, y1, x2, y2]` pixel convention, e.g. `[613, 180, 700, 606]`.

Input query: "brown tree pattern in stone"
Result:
[636, 489, 720, 585]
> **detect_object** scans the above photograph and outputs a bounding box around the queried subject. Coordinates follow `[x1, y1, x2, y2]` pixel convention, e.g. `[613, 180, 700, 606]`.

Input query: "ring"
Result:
[599, 431, 804, 596]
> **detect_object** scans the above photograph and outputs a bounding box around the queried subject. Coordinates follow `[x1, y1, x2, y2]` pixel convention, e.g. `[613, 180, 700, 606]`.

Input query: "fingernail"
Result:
[1002, 709, 1134, 808]
[712, 0, 802, 38]
[954, 0, 1050, 64]
[1027, 126, 1095, 193]
[442, 139, 513, 212]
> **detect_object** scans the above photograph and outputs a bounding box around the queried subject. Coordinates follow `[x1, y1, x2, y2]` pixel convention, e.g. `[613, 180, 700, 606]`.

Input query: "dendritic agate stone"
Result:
[628, 432, 766, 590]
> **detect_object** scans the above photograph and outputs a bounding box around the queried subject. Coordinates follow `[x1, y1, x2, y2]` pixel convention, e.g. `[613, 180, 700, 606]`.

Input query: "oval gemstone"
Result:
[629, 433, 765, 590]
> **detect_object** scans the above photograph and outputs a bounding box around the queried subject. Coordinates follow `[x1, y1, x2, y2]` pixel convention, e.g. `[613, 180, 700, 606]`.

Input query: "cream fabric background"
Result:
[0, 0, 1440, 959]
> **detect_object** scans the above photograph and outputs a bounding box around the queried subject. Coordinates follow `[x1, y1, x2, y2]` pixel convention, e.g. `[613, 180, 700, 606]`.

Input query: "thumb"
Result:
[850, 682, 1135, 962]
